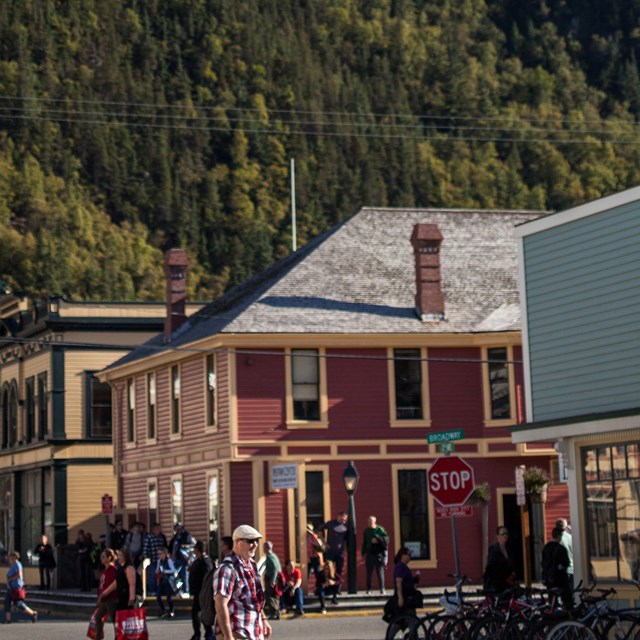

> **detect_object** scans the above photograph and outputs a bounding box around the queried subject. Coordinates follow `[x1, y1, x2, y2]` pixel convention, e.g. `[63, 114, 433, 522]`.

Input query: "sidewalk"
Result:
[2, 583, 484, 620]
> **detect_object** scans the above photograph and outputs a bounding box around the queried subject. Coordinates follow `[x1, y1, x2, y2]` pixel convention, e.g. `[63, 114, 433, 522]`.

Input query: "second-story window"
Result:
[86, 373, 112, 438]
[147, 372, 156, 440]
[206, 354, 216, 428]
[1, 384, 8, 448]
[127, 378, 135, 443]
[394, 348, 423, 419]
[291, 349, 320, 420]
[8, 381, 18, 447]
[487, 347, 510, 420]
[37, 372, 48, 439]
[25, 377, 35, 442]
[171, 365, 181, 434]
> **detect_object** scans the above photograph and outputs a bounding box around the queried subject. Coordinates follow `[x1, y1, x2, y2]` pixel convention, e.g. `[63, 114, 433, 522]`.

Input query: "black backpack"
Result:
[199, 565, 218, 626]
[541, 541, 562, 586]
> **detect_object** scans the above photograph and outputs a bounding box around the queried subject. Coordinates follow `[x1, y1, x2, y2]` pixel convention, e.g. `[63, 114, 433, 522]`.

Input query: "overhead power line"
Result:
[0, 335, 523, 365]
[0, 95, 638, 145]
[0, 94, 635, 128]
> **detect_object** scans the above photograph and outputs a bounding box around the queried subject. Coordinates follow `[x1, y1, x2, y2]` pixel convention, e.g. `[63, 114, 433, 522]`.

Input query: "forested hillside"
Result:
[1, 0, 640, 300]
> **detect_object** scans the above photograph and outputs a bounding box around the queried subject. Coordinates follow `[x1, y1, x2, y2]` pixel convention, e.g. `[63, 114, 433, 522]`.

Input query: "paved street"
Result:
[4, 611, 386, 640]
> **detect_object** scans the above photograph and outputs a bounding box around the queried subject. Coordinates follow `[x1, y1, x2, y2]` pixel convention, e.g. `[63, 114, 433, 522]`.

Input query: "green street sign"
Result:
[439, 441, 455, 454]
[427, 429, 464, 445]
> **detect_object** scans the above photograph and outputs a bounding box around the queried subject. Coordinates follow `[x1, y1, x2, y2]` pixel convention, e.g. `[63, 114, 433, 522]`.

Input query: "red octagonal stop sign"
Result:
[428, 456, 475, 507]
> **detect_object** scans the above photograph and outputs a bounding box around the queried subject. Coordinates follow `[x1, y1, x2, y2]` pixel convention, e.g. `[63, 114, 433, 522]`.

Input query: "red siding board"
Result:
[429, 348, 484, 435]
[337, 445, 380, 455]
[237, 351, 286, 438]
[230, 462, 254, 529]
[326, 348, 389, 436]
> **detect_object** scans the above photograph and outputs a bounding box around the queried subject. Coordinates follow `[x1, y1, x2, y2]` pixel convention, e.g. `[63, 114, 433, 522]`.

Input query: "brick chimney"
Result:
[164, 248, 189, 343]
[410, 223, 445, 321]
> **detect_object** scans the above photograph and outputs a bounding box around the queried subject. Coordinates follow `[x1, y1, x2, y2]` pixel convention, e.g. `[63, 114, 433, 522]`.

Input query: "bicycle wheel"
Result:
[444, 613, 476, 640]
[526, 613, 568, 640]
[603, 616, 640, 640]
[501, 618, 533, 640]
[427, 613, 456, 640]
[545, 620, 598, 640]
[386, 613, 429, 640]
[466, 613, 505, 639]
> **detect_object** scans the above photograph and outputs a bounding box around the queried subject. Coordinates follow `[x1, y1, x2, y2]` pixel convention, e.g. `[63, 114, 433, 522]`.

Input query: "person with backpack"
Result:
[541, 526, 572, 610]
[213, 524, 271, 640]
[198, 534, 234, 639]
[189, 541, 213, 640]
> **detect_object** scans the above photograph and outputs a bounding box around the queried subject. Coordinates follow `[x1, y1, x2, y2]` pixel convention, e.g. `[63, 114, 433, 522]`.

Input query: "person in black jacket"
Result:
[34, 534, 56, 590]
[541, 527, 572, 610]
[483, 526, 516, 596]
[189, 541, 213, 640]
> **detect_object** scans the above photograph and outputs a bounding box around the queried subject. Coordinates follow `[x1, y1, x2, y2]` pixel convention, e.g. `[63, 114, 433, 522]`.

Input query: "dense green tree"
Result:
[1, 0, 640, 300]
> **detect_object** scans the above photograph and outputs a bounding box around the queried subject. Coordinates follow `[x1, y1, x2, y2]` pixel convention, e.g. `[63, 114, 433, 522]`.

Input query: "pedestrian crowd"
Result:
[4, 512, 395, 639]
[3, 506, 581, 640]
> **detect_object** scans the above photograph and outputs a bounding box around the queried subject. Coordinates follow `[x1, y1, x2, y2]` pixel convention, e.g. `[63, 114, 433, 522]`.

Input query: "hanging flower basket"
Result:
[528, 485, 548, 504]
[523, 466, 549, 503]
[468, 482, 491, 506]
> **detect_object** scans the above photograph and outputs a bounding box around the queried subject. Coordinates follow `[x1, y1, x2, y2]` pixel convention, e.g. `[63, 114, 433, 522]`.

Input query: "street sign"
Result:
[515, 465, 526, 506]
[439, 441, 455, 454]
[271, 463, 298, 490]
[428, 456, 475, 507]
[427, 430, 464, 445]
[435, 505, 473, 519]
[101, 494, 113, 515]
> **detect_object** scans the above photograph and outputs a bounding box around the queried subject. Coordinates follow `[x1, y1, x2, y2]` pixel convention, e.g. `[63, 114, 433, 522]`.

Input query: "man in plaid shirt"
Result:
[214, 524, 271, 640]
[143, 523, 167, 595]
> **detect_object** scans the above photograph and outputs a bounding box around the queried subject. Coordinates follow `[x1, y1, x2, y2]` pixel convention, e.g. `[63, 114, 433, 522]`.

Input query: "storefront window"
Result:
[583, 443, 640, 582]
[397, 469, 430, 560]
[20, 470, 42, 560]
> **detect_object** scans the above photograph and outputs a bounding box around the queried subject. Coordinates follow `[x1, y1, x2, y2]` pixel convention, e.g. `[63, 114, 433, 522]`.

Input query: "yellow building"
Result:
[0, 293, 202, 559]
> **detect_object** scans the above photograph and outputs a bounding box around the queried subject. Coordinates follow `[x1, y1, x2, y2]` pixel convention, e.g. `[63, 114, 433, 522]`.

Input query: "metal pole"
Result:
[452, 517, 461, 579]
[444, 445, 461, 578]
[105, 514, 111, 549]
[290, 158, 297, 252]
[347, 494, 357, 593]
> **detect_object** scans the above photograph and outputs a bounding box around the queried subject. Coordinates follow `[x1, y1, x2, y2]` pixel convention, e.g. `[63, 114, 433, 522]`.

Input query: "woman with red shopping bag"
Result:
[114, 547, 148, 640]
[89, 548, 119, 639]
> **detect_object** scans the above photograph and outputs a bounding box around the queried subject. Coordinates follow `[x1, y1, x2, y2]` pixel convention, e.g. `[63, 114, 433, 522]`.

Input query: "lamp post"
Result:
[343, 460, 360, 594]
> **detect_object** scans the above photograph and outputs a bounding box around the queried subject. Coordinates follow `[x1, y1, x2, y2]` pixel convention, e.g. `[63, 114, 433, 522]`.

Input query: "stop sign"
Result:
[428, 456, 475, 507]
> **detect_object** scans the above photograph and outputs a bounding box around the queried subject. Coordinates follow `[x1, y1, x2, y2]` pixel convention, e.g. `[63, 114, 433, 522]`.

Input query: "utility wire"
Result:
[0, 94, 635, 129]
[0, 335, 523, 365]
[0, 110, 637, 145]
[0, 103, 634, 138]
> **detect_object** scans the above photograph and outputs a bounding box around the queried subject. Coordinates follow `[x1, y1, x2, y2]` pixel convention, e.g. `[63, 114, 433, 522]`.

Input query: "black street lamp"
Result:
[343, 460, 360, 594]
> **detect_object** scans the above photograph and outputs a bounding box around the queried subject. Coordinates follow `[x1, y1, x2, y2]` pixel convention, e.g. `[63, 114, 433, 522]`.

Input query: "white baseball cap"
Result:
[232, 524, 263, 540]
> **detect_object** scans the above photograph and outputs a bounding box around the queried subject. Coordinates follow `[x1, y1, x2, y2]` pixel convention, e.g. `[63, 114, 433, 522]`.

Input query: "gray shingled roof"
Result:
[111, 207, 543, 368]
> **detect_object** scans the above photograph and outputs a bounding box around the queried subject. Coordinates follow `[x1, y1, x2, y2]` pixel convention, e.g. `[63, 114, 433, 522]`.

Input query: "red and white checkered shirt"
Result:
[214, 551, 266, 640]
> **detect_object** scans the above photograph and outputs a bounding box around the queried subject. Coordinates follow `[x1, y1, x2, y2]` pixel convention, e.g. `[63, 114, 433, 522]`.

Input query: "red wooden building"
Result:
[99, 208, 567, 589]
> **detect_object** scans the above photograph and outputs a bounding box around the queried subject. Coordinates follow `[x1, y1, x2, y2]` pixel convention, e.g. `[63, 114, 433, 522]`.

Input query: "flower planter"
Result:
[527, 485, 548, 504]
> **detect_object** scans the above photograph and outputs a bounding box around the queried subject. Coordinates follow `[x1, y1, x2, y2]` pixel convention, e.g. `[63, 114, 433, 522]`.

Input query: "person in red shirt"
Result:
[279, 559, 304, 617]
[93, 548, 119, 639]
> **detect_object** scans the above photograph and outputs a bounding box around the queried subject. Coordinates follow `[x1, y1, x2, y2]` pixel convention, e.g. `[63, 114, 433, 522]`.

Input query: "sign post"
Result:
[101, 494, 113, 549]
[427, 454, 475, 579]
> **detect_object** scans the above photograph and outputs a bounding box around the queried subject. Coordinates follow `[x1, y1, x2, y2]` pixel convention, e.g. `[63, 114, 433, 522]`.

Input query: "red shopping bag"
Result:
[115, 607, 148, 640]
[86, 608, 104, 640]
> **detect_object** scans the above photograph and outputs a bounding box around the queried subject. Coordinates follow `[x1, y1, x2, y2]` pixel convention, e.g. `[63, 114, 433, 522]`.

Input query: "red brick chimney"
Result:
[164, 248, 189, 343]
[410, 223, 445, 321]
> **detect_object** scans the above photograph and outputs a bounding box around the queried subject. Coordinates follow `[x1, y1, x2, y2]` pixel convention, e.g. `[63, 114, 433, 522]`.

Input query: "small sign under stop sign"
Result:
[427, 456, 475, 507]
